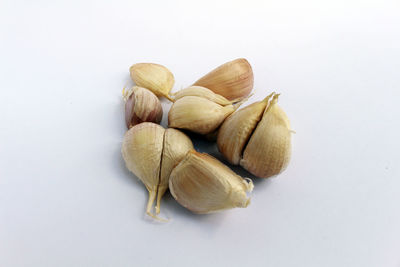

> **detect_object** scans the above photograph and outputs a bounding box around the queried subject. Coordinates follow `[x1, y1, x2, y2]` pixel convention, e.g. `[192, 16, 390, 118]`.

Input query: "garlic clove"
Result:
[130, 63, 175, 101]
[156, 128, 193, 214]
[168, 96, 235, 135]
[124, 86, 163, 129]
[193, 58, 254, 101]
[240, 94, 291, 178]
[171, 86, 240, 106]
[217, 93, 274, 165]
[121, 122, 165, 219]
[169, 150, 253, 214]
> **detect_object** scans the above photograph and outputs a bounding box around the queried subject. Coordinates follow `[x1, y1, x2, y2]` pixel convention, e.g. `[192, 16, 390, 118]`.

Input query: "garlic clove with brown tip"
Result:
[171, 86, 241, 106]
[217, 93, 274, 164]
[130, 63, 175, 101]
[193, 58, 254, 100]
[156, 128, 194, 214]
[240, 94, 291, 178]
[121, 122, 164, 219]
[169, 150, 254, 214]
[124, 86, 163, 129]
[168, 96, 237, 135]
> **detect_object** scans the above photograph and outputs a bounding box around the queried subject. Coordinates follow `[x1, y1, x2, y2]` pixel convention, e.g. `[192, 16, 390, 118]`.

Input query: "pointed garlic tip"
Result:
[121, 122, 165, 219]
[172, 86, 235, 106]
[232, 93, 252, 110]
[193, 58, 254, 101]
[124, 86, 163, 129]
[168, 96, 235, 135]
[129, 63, 175, 101]
[169, 151, 253, 214]
[156, 128, 194, 214]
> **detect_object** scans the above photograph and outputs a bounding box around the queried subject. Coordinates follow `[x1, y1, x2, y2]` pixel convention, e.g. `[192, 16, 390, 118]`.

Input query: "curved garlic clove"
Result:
[217, 93, 274, 164]
[169, 150, 253, 214]
[168, 96, 235, 135]
[193, 58, 254, 100]
[240, 94, 291, 178]
[130, 63, 175, 101]
[124, 86, 163, 129]
[156, 128, 193, 214]
[172, 86, 239, 106]
[121, 122, 165, 219]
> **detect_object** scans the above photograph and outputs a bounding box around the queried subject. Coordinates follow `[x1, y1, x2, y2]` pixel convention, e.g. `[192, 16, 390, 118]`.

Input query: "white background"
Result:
[1, 0, 399, 266]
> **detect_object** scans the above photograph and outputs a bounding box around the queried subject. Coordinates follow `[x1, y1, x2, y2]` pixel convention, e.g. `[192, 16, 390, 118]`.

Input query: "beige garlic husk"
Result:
[168, 96, 244, 135]
[217, 93, 292, 178]
[123, 86, 163, 129]
[171, 86, 241, 106]
[121, 123, 193, 219]
[130, 63, 175, 101]
[193, 58, 254, 101]
[169, 150, 254, 214]
[156, 128, 193, 214]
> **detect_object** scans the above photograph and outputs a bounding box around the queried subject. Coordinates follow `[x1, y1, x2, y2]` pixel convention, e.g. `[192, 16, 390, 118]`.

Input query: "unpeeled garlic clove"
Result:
[168, 96, 237, 135]
[240, 94, 291, 178]
[130, 63, 175, 101]
[124, 86, 163, 129]
[121, 122, 164, 219]
[217, 93, 292, 178]
[169, 150, 254, 214]
[193, 58, 254, 100]
[171, 86, 241, 106]
[156, 128, 193, 214]
[217, 93, 274, 164]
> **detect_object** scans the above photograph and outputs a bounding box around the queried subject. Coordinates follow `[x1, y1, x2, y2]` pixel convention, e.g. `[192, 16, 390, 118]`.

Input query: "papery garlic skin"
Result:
[156, 128, 193, 214]
[240, 98, 291, 178]
[168, 96, 235, 135]
[130, 63, 175, 101]
[169, 151, 253, 214]
[171, 86, 239, 106]
[193, 58, 253, 101]
[124, 86, 163, 129]
[218, 93, 292, 178]
[121, 123, 164, 218]
[217, 93, 274, 165]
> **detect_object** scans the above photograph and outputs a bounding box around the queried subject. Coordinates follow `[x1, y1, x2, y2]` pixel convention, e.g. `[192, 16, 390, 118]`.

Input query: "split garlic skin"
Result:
[156, 128, 193, 214]
[193, 58, 254, 101]
[218, 93, 292, 178]
[240, 99, 291, 178]
[122, 123, 164, 218]
[218, 93, 274, 165]
[168, 96, 236, 135]
[169, 150, 254, 214]
[171, 86, 240, 106]
[121, 122, 193, 218]
[124, 86, 163, 129]
[130, 63, 175, 101]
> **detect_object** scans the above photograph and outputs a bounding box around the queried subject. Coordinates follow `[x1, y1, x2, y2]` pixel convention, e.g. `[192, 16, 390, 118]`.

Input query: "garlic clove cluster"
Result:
[218, 93, 292, 178]
[168, 96, 237, 135]
[169, 150, 254, 214]
[122, 122, 193, 219]
[193, 58, 254, 101]
[171, 86, 241, 106]
[130, 63, 175, 101]
[124, 86, 163, 129]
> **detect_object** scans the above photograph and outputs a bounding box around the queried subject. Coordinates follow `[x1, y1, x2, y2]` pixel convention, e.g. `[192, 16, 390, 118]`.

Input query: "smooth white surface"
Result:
[1, 1, 400, 266]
